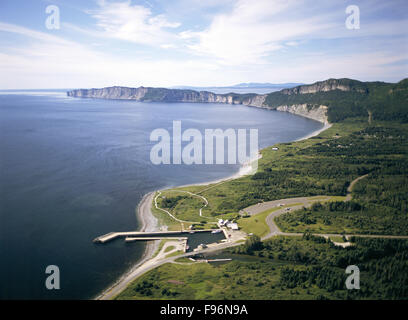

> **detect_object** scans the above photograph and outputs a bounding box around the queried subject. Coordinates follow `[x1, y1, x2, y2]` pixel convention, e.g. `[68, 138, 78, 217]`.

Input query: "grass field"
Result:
[116, 255, 335, 300]
[116, 236, 408, 300]
[238, 204, 302, 237]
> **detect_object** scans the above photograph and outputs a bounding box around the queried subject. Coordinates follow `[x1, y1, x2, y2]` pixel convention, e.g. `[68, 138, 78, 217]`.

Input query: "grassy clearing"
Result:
[150, 193, 183, 231]
[238, 204, 302, 237]
[164, 245, 175, 253]
[174, 257, 194, 263]
[151, 239, 173, 259]
[328, 236, 346, 243]
[165, 250, 184, 259]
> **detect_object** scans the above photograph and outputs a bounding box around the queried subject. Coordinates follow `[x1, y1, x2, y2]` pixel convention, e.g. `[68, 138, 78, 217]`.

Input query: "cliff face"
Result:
[280, 78, 367, 95]
[68, 81, 354, 124]
[276, 104, 329, 124]
[67, 86, 149, 100]
[67, 86, 266, 106]
[67, 86, 328, 122]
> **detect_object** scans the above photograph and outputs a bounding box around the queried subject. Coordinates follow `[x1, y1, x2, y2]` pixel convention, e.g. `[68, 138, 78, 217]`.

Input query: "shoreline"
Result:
[176, 153, 263, 189]
[295, 122, 332, 142]
[94, 192, 160, 300]
[96, 117, 331, 300]
[177, 120, 330, 189]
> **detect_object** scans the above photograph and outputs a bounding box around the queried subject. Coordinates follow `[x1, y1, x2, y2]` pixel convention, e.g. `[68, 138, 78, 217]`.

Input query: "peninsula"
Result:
[67, 78, 408, 125]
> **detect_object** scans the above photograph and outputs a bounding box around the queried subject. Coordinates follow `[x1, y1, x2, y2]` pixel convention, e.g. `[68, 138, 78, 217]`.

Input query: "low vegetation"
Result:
[117, 236, 408, 300]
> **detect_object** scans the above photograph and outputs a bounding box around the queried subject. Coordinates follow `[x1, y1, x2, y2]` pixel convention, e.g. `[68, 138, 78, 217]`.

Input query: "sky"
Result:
[0, 0, 407, 89]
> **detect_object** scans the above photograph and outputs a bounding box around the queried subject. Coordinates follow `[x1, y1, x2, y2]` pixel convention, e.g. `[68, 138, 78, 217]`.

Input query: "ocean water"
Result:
[0, 91, 323, 299]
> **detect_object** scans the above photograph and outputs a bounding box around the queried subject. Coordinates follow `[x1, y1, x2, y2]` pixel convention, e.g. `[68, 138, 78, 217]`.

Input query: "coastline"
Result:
[295, 122, 332, 142]
[137, 192, 159, 232]
[95, 116, 332, 300]
[94, 192, 160, 300]
[176, 153, 263, 189]
[177, 120, 330, 188]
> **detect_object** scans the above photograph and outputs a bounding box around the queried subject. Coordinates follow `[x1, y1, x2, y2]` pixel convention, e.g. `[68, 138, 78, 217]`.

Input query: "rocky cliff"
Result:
[67, 85, 327, 122]
[68, 77, 408, 124]
[276, 104, 329, 124]
[70, 80, 373, 124]
[280, 78, 368, 95]
[67, 86, 267, 107]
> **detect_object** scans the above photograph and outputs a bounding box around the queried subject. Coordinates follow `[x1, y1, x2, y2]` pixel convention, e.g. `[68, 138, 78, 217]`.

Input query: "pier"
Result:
[93, 229, 220, 244]
[125, 237, 188, 242]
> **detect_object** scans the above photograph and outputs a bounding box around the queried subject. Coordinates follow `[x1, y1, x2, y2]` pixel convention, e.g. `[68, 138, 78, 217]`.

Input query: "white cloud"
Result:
[88, 0, 181, 46]
[0, 22, 70, 45]
[0, 22, 222, 88]
[285, 41, 299, 47]
[179, 0, 408, 67]
[180, 0, 332, 64]
[0, 0, 407, 89]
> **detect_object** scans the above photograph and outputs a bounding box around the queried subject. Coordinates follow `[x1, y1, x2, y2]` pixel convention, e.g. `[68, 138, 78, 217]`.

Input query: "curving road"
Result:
[248, 174, 408, 240]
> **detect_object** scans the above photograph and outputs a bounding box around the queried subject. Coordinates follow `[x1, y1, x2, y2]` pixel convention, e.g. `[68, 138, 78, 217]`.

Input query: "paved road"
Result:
[248, 175, 408, 241]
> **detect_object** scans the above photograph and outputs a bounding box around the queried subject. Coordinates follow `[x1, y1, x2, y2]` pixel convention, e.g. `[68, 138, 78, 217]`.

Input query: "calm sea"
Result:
[0, 91, 322, 299]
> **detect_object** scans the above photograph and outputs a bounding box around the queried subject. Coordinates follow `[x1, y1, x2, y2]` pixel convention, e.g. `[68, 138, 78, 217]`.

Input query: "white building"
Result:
[226, 222, 239, 230]
[218, 219, 229, 227]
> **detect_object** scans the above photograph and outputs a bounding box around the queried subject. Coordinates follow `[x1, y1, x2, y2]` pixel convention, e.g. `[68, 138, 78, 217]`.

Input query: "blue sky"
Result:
[0, 0, 407, 89]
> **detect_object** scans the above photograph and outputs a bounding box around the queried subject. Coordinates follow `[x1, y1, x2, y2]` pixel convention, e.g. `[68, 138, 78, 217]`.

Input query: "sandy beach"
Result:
[295, 123, 332, 141]
[96, 118, 332, 300]
[137, 192, 159, 232]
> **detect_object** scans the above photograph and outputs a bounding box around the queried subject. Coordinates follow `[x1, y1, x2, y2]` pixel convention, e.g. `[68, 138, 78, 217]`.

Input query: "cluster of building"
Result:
[218, 219, 239, 230]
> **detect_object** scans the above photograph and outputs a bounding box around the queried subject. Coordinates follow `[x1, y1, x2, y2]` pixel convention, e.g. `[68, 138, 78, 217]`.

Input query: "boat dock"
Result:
[93, 229, 220, 244]
[125, 237, 188, 242]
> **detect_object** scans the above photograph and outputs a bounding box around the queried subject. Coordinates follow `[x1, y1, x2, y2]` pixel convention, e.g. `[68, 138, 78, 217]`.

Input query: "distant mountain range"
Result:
[232, 82, 304, 88]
